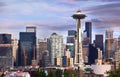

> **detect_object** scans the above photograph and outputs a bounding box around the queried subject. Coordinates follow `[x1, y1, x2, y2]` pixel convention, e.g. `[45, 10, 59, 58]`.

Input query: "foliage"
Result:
[47, 70, 56, 77]
[106, 68, 120, 77]
[56, 69, 63, 77]
[64, 69, 71, 77]
[31, 68, 46, 77]
[73, 70, 78, 77]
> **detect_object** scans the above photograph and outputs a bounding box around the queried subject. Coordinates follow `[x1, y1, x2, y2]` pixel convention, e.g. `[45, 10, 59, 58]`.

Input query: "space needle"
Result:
[72, 10, 86, 70]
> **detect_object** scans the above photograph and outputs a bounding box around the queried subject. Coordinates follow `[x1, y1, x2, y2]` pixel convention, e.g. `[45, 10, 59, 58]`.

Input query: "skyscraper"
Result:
[106, 29, 113, 39]
[88, 44, 98, 65]
[105, 38, 118, 58]
[66, 30, 76, 58]
[48, 33, 63, 66]
[95, 34, 104, 51]
[0, 34, 13, 67]
[37, 39, 48, 67]
[84, 22, 92, 44]
[18, 27, 36, 66]
[105, 29, 114, 59]
[12, 39, 18, 66]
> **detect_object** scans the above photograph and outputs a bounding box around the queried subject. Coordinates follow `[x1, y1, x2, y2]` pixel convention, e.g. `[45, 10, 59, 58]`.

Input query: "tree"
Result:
[47, 70, 56, 77]
[106, 68, 120, 77]
[73, 70, 78, 77]
[56, 69, 62, 77]
[64, 69, 71, 77]
[31, 68, 46, 77]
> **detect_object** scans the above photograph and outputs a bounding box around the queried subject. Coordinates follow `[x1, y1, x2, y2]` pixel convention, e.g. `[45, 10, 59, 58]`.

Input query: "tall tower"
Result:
[66, 30, 76, 58]
[105, 29, 113, 59]
[72, 11, 86, 70]
[18, 27, 36, 66]
[85, 22, 92, 44]
[95, 34, 103, 51]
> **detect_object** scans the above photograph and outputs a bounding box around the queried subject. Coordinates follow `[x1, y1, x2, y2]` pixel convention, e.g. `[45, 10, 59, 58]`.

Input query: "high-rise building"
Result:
[82, 22, 92, 64]
[118, 36, 120, 49]
[105, 29, 117, 59]
[106, 29, 113, 39]
[18, 27, 36, 66]
[88, 44, 98, 65]
[95, 34, 104, 51]
[83, 22, 92, 44]
[105, 38, 118, 58]
[0, 34, 13, 67]
[37, 39, 48, 66]
[115, 50, 120, 69]
[12, 39, 18, 66]
[42, 50, 50, 67]
[66, 30, 76, 58]
[48, 33, 64, 66]
[68, 30, 76, 36]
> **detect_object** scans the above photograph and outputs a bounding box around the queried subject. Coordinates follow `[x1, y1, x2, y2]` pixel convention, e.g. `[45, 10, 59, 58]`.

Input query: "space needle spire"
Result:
[72, 10, 86, 70]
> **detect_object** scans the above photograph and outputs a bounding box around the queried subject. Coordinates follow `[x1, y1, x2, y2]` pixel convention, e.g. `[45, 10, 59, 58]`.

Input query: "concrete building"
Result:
[105, 29, 114, 59]
[105, 38, 118, 59]
[91, 65, 112, 77]
[118, 36, 120, 49]
[48, 33, 64, 66]
[55, 58, 62, 66]
[0, 34, 13, 67]
[12, 39, 18, 66]
[115, 50, 120, 69]
[106, 29, 113, 39]
[37, 39, 48, 66]
[82, 45, 89, 64]
[18, 27, 36, 66]
[42, 50, 50, 67]
[66, 49, 71, 58]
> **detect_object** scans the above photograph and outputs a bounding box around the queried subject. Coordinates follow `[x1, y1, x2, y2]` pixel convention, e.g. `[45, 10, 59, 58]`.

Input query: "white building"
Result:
[48, 33, 64, 66]
[66, 49, 71, 58]
[91, 65, 112, 77]
[12, 39, 18, 65]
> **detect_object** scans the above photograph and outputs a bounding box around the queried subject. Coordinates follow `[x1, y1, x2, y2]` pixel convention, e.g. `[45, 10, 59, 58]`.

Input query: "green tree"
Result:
[47, 70, 56, 77]
[31, 68, 46, 77]
[73, 70, 78, 77]
[56, 69, 62, 77]
[64, 69, 71, 77]
[107, 68, 120, 77]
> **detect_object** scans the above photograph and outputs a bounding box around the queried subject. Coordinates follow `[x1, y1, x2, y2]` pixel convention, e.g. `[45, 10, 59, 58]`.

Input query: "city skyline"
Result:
[0, 0, 120, 40]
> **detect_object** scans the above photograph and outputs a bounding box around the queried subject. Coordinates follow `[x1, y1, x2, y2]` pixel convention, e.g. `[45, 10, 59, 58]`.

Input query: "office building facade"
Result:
[66, 30, 76, 58]
[48, 33, 64, 66]
[18, 27, 36, 66]
[95, 34, 104, 51]
[0, 34, 13, 67]
[84, 22, 92, 44]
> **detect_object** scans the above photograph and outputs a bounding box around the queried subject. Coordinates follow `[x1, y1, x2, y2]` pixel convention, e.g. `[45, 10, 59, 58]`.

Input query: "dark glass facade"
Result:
[68, 30, 76, 36]
[0, 34, 11, 44]
[88, 44, 98, 65]
[0, 34, 12, 67]
[18, 32, 36, 66]
[85, 22, 92, 44]
[95, 34, 103, 51]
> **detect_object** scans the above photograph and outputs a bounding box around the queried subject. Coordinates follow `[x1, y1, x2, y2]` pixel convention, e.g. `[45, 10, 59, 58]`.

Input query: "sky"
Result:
[0, 0, 120, 42]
